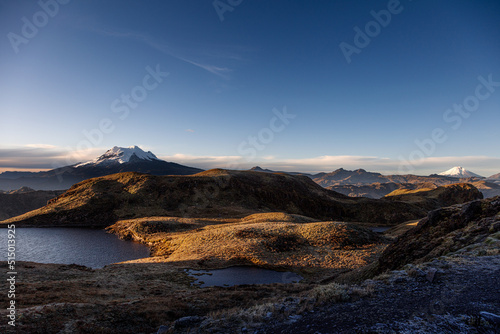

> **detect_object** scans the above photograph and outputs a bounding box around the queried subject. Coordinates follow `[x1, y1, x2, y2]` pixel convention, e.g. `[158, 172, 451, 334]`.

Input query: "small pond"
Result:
[369, 226, 391, 233]
[0, 227, 150, 268]
[186, 266, 303, 287]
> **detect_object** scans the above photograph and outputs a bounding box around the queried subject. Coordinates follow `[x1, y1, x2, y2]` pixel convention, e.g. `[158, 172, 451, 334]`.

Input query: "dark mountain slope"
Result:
[2, 170, 430, 227]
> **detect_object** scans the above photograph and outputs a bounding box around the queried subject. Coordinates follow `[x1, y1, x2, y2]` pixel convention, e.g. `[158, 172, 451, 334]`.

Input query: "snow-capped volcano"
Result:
[438, 166, 483, 178]
[76, 146, 158, 167]
[0, 146, 204, 190]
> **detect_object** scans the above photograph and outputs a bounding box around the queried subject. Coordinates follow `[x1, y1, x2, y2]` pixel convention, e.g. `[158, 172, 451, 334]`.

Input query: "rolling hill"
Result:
[2, 169, 434, 227]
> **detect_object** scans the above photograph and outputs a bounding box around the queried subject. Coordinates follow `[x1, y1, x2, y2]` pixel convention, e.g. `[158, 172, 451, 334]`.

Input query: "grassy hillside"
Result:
[1, 170, 430, 227]
[107, 212, 386, 279]
[383, 183, 483, 211]
[0, 189, 64, 220]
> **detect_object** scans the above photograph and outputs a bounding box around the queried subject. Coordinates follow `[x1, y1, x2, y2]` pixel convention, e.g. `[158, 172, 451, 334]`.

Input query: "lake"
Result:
[186, 266, 303, 287]
[0, 227, 150, 268]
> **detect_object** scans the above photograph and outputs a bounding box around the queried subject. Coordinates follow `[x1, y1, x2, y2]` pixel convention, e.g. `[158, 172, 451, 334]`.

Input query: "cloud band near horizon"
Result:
[0, 145, 499, 177]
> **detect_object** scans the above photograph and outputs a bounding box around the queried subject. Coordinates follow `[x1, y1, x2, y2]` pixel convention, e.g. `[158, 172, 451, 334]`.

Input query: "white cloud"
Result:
[0, 145, 105, 171]
[160, 154, 244, 170]
[1, 145, 498, 177]
[25, 144, 58, 149]
[162, 154, 500, 177]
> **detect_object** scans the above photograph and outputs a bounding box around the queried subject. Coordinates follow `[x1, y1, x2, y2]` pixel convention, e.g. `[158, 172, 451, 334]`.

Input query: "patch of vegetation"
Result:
[235, 229, 306, 252]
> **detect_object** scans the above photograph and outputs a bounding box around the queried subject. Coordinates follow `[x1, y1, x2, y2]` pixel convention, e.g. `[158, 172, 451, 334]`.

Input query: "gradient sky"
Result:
[1, 0, 499, 175]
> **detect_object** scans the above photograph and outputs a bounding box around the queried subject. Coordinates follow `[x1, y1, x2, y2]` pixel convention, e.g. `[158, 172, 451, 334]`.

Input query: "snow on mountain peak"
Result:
[75, 146, 159, 167]
[438, 166, 483, 178]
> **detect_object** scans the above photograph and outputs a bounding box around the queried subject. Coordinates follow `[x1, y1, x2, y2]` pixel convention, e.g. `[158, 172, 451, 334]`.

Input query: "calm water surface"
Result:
[369, 226, 391, 233]
[186, 266, 303, 287]
[0, 227, 150, 268]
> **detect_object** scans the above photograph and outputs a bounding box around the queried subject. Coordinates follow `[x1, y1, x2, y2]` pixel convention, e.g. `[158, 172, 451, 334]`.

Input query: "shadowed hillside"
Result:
[383, 183, 483, 211]
[0, 188, 64, 220]
[376, 196, 500, 273]
[2, 169, 433, 227]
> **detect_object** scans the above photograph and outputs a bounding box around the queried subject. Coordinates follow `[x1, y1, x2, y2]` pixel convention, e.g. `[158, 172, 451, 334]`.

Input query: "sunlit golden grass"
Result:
[111, 213, 388, 280]
[385, 188, 434, 196]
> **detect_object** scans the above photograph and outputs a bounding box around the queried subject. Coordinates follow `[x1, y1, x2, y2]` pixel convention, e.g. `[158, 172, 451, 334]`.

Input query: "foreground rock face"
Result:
[377, 196, 500, 272]
[2, 170, 431, 227]
[262, 255, 500, 334]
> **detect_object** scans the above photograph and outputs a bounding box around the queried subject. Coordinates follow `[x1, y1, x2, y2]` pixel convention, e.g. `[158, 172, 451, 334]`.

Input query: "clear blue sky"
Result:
[1, 0, 499, 175]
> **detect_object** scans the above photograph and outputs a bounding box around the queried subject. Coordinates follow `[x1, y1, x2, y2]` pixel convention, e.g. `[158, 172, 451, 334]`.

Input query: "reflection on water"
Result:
[0, 227, 150, 268]
[186, 266, 303, 287]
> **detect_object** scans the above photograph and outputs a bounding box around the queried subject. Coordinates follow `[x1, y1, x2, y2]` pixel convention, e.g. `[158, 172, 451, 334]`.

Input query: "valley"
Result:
[1, 148, 499, 333]
[1, 161, 499, 333]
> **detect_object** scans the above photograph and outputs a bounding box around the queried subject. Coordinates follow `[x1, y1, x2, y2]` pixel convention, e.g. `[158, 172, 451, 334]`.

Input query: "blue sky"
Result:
[1, 0, 499, 175]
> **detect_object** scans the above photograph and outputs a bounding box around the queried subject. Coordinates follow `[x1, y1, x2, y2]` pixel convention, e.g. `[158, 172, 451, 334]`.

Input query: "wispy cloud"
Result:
[88, 27, 233, 79]
[161, 153, 500, 176]
[0, 145, 103, 171]
[25, 144, 58, 149]
[160, 153, 243, 169]
[1, 146, 498, 177]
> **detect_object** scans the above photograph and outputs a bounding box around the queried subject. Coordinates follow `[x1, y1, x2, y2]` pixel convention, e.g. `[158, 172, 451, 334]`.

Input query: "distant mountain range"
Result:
[249, 166, 500, 199]
[251, 165, 492, 185]
[488, 172, 500, 180]
[0, 146, 203, 191]
[0, 170, 444, 227]
[1, 149, 498, 199]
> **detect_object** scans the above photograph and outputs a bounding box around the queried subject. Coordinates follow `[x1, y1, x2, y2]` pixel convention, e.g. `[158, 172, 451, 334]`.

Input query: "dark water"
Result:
[369, 226, 391, 233]
[186, 266, 303, 287]
[0, 227, 150, 268]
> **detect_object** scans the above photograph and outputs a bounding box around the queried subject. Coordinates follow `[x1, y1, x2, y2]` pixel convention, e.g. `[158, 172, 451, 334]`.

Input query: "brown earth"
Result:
[0, 188, 64, 220]
[383, 183, 483, 211]
[0, 172, 495, 333]
[376, 196, 500, 273]
[107, 212, 387, 280]
[0, 170, 431, 227]
[0, 261, 312, 333]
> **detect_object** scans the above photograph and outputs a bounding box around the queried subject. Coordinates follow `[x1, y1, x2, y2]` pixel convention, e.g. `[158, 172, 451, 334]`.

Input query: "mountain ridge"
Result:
[0, 146, 203, 191]
[1, 170, 433, 227]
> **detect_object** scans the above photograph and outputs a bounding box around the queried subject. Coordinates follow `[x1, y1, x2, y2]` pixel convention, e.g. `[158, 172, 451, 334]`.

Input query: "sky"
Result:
[1, 0, 499, 176]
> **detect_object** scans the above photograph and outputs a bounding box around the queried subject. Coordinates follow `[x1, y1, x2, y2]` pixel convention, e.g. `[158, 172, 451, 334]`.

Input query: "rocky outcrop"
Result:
[383, 183, 483, 211]
[377, 196, 500, 272]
